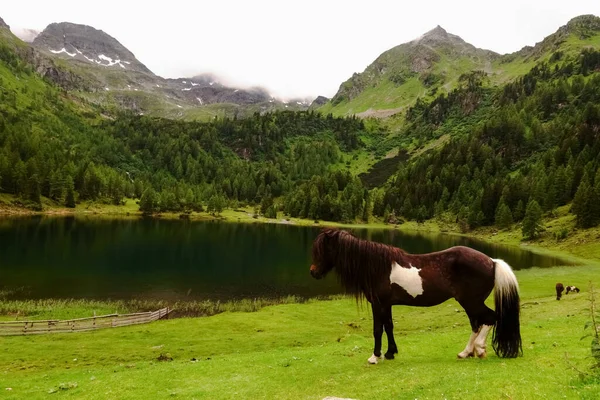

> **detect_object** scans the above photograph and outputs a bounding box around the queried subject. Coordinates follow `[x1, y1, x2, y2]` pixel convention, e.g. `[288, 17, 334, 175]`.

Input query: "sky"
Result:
[3, 0, 600, 99]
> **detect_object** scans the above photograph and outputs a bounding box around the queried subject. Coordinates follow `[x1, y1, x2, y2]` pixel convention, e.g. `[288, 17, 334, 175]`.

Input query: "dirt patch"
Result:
[356, 107, 404, 119]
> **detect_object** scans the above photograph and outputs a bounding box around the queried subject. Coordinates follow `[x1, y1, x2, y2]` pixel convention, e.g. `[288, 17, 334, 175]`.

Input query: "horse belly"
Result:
[390, 284, 451, 307]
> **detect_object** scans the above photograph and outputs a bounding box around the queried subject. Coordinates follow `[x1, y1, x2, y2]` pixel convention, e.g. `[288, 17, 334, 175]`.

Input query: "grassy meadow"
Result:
[1, 261, 600, 399]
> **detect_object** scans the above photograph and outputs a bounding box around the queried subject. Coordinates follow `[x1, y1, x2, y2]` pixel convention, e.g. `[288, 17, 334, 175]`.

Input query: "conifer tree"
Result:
[522, 200, 543, 239]
[572, 179, 600, 228]
[139, 188, 158, 214]
[495, 201, 514, 229]
[65, 176, 76, 208]
[513, 200, 525, 221]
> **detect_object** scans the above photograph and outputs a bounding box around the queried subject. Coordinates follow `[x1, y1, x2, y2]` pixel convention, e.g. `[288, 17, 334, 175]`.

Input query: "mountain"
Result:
[321, 16, 600, 118]
[0, 16, 9, 30]
[28, 22, 309, 119]
[516, 14, 600, 59]
[356, 14, 600, 199]
[320, 25, 498, 117]
[310, 95, 329, 108]
[32, 22, 152, 74]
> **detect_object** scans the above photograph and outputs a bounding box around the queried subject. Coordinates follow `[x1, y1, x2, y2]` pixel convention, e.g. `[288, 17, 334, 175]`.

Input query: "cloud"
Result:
[11, 26, 40, 42]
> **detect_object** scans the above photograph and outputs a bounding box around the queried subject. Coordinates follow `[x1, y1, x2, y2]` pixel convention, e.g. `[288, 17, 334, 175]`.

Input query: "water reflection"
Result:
[0, 217, 573, 301]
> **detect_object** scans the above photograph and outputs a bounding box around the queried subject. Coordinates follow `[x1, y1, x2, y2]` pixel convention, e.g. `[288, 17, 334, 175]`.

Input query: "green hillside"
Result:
[321, 15, 600, 118]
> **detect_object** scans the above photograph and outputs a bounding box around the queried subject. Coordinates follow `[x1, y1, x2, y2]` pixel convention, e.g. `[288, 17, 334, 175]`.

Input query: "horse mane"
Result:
[317, 229, 403, 302]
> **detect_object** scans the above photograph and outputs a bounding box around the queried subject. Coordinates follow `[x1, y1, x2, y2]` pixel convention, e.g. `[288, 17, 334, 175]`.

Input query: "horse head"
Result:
[310, 228, 342, 279]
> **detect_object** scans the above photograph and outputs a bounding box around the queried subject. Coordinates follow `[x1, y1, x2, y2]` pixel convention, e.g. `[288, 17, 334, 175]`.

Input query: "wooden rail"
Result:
[0, 307, 171, 336]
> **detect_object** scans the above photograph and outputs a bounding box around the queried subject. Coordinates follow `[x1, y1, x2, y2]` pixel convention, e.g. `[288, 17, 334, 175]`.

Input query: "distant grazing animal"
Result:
[309, 228, 522, 364]
[566, 285, 580, 294]
[556, 283, 564, 300]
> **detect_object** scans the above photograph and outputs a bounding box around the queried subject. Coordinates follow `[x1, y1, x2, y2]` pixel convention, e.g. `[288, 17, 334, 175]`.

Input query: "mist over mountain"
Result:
[10, 26, 40, 42]
[16, 21, 310, 117]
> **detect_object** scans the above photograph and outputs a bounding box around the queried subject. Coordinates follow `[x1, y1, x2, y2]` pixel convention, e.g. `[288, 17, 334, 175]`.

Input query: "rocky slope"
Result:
[0, 16, 9, 30]
[33, 22, 152, 74]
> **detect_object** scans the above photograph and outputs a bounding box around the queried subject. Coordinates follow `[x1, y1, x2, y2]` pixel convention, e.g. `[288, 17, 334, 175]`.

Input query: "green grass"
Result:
[1, 263, 599, 399]
[319, 78, 427, 117]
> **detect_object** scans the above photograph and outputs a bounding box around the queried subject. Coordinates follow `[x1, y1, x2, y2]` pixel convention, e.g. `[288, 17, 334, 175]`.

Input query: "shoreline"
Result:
[2, 196, 599, 265]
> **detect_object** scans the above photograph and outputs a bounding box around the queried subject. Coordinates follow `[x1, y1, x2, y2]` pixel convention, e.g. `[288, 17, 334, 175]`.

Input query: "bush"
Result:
[583, 284, 600, 376]
[553, 228, 569, 241]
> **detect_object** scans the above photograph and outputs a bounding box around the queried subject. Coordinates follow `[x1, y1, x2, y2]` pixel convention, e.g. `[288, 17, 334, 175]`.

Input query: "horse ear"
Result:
[322, 227, 338, 237]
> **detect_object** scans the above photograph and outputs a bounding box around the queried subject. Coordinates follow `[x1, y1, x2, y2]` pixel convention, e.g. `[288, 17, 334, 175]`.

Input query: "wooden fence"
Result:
[0, 307, 171, 336]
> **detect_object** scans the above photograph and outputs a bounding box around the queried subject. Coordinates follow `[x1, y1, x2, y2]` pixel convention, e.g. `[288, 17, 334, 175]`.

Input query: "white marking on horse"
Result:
[474, 325, 492, 358]
[368, 354, 382, 364]
[389, 262, 424, 298]
[458, 330, 479, 359]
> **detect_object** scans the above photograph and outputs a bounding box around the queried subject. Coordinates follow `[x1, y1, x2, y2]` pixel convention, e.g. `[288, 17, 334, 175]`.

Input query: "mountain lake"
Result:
[0, 216, 574, 301]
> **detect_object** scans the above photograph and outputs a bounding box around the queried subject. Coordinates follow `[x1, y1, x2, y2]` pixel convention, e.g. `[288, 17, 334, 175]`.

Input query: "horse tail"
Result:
[491, 258, 522, 358]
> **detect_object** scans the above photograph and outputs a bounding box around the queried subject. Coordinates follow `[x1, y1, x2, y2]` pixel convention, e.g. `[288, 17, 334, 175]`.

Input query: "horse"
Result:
[556, 283, 564, 300]
[565, 285, 580, 294]
[309, 228, 522, 364]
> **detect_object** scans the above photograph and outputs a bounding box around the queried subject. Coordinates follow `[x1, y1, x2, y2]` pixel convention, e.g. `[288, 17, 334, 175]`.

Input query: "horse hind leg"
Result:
[458, 316, 480, 359]
[472, 307, 496, 358]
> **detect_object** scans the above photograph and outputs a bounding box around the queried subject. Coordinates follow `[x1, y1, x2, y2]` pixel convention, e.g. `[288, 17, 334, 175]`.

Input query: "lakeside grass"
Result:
[0, 295, 313, 321]
[1, 263, 599, 399]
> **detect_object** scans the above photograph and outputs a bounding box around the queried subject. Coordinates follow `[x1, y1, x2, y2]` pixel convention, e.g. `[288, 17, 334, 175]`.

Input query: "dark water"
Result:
[0, 217, 574, 301]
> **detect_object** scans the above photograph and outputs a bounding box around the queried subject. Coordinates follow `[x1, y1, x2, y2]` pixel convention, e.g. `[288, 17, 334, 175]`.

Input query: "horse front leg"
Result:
[383, 305, 398, 360]
[368, 303, 384, 364]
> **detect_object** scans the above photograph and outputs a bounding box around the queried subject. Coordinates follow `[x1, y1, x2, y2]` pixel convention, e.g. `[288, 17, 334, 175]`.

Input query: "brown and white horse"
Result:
[309, 228, 522, 363]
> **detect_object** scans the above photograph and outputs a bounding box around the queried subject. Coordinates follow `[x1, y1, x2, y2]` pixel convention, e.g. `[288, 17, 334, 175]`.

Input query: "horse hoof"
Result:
[457, 351, 474, 359]
[476, 349, 487, 359]
[368, 354, 382, 364]
[384, 353, 395, 360]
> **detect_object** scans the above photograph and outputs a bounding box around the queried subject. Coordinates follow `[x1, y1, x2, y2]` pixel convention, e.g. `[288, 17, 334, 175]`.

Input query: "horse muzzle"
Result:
[310, 264, 322, 279]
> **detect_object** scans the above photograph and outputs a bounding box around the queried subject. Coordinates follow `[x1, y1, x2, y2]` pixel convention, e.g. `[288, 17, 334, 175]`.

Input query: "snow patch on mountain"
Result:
[49, 48, 77, 57]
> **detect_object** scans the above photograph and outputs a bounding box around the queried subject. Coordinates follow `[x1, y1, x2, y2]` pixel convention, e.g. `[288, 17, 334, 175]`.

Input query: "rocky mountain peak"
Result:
[412, 24, 468, 48]
[32, 22, 153, 75]
[423, 25, 448, 39]
[563, 14, 600, 37]
[311, 95, 329, 107]
[0, 16, 9, 30]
